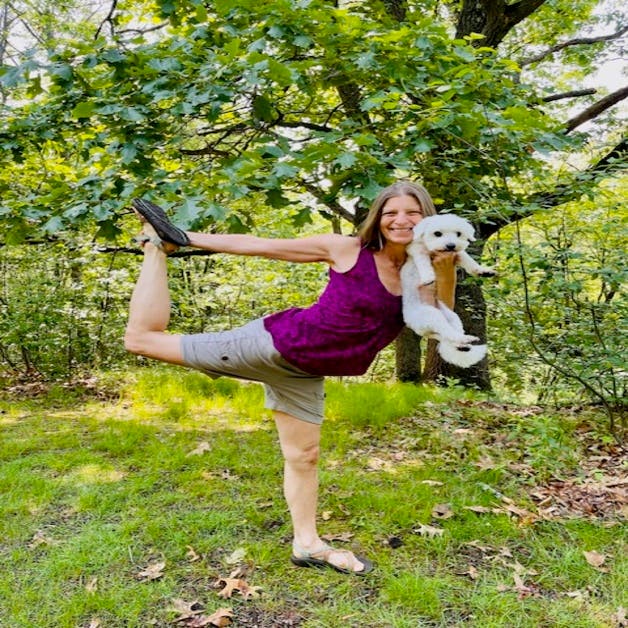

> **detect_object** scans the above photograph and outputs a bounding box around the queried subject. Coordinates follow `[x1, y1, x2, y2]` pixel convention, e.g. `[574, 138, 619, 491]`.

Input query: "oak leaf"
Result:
[169, 598, 203, 621]
[432, 503, 454, 519]
[186, 608, 233, 627]
[136, 561, 165, 581]
[216, 577, 262, 600]
[584, 550, 608, 570]
[188, 441, 211, 456]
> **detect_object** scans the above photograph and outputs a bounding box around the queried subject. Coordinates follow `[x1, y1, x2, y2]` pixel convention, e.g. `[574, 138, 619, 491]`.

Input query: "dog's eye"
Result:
[456, 232, 461, 237]
[434, 231, 442, 237]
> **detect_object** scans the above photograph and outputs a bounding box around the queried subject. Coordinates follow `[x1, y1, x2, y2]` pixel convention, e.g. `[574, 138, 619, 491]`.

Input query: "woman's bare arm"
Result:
[186, 231, 359, 268]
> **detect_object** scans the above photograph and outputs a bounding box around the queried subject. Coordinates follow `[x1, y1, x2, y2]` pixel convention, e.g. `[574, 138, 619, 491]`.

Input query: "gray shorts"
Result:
[180, 318, 325, 424]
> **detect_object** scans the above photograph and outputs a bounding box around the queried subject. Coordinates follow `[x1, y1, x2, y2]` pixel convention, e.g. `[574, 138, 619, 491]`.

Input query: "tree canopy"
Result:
[0, 0, 625, 402]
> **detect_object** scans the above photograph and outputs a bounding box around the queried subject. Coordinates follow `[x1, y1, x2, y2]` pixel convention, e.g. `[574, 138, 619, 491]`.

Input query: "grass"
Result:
[0, 367, 625, 627]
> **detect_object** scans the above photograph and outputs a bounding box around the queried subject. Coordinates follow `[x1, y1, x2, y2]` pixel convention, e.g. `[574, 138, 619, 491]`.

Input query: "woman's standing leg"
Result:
[274, 411, 368, 573]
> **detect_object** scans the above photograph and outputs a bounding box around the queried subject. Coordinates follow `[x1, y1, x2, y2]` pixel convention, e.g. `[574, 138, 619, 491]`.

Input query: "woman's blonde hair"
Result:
[357, 180, 437, 250]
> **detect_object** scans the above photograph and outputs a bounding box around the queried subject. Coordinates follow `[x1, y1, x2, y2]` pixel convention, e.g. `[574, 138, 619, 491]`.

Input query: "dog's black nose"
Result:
[445, 243, 456, 251]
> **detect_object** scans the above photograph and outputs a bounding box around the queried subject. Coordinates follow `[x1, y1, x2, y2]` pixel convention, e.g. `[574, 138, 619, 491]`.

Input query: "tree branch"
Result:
[382, 0, 408, 22]
[520, 25, 628, 66]
[95, 0, 118, 40]
[564, 85, 628, 134]
[542, 88, 596, 103]
[300, 180, 356, 223]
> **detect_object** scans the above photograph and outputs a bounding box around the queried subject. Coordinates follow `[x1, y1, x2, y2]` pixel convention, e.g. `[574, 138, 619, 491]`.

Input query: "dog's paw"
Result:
[453, 334, 479, 346]
[476, 266, 497, 277]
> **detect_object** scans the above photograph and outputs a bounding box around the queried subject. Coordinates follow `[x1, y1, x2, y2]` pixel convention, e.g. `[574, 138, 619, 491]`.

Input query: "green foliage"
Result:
[0, 0, 579, 241]
[485, 179, 627, 420]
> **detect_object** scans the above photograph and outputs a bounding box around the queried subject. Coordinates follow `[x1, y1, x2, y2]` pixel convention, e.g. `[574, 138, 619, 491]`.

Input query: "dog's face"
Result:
[412, 215, 475, 253]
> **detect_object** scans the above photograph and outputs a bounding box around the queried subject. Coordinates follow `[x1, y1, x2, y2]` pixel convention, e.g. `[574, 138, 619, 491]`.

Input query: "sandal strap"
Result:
[133, 234, 175, 254]
[292, 542, 334, 559]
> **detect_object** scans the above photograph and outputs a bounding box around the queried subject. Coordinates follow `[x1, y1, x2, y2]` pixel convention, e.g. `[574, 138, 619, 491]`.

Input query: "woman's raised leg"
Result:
[124, 226, 185, 365]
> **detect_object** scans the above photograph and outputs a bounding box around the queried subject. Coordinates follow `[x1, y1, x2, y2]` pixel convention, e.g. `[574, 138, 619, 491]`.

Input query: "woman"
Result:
[124, 180, 456, 575]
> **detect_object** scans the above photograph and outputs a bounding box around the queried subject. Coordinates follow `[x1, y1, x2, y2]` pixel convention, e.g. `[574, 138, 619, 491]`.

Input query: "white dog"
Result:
[400, 214, 496, 368]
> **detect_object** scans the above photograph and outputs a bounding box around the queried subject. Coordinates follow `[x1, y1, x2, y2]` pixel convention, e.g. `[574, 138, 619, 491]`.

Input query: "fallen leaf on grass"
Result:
[321, 532, 354, 543]
[584, 550, 609, 571]
[464, 506, 494, 514]
[28, 530, 56, 548]
[420, 480, 444, 486]
[432, 503, 454, 519]
[612, 606, 626, 627]
[455, 564, 479, 580]
[189, 609, 233, 627]
[170, 598, 204, 622]
[136, 561, 166, 581]
[225, 548, 246, 565]
[187, 441, 211, 456]
[216, 577, 262, 600]
[186, 546, 201, 562]
[87, 620, 101, 628]
[85, 576, 98, 593]
[322, 510, 333, 521]
[413, 524, 444, 538]
[513, 572, 538, 599]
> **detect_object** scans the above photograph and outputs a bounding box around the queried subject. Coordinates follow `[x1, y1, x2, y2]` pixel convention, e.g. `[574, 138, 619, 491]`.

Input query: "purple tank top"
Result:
[263, 246, 405, 376]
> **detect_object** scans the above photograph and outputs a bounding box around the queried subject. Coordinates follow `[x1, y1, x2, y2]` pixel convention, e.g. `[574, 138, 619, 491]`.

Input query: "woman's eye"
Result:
[434, 231, 442, 237]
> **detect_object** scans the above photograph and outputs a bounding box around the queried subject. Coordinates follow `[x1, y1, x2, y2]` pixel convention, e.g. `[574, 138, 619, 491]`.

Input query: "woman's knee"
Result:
[283, 442, 320, 469]
[124, 326, 145, 355]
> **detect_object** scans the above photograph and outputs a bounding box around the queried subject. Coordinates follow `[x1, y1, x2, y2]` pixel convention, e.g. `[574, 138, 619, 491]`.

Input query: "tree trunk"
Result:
[422, 277, 492, 390]
[395, 326, 422, 381]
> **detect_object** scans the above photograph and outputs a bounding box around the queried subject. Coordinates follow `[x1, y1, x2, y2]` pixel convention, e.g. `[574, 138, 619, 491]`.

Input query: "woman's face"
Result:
[379, 194, 424, 246]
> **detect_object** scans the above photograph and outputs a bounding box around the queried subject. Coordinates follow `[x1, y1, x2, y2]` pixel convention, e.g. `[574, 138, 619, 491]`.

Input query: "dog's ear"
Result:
[412, 221, 428, 240]
[462, 221, 476, 242]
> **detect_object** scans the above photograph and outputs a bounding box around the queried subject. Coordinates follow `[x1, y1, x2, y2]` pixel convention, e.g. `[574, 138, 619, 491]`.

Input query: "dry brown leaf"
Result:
[169, 598, 203, 621]
[85, 576, 98, 593]
[186, 608, 233, 627]
[321, 531, 354, 543]
[216, 577, 262, 600]
[188, 441, 211, 456]
[414, 524, 444, 538]
[186, 545, 201, 562]
[475, 455, 498, 470]
[28, 530, 56, 548]
[225, 548, 246, 565]
[612, 606, 627, 627]
[322, 510, 333, 521]
[432, 503, 454, 519]
[136, 561, 166, 581]
[420, 480, 444, 486]
[583, 550, 608, 569]
[466, 565, 479, 580]
[464, 505, 493, 514]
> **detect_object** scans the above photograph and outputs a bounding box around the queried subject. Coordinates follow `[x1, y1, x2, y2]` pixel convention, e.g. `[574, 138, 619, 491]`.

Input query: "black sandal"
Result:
[132, 199, 190, 247]
[290, 543, 374, 576]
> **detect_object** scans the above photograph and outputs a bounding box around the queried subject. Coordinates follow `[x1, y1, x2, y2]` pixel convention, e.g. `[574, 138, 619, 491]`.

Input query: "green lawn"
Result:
[0, 368, 625, 627]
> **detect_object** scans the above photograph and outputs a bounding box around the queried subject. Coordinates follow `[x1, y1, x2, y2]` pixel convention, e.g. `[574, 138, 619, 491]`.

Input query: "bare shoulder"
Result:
[325, 235, 361, 272]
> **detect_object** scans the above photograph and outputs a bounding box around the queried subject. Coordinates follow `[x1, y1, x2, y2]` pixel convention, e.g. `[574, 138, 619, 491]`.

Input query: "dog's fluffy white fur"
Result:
[401, 214, 496, 368]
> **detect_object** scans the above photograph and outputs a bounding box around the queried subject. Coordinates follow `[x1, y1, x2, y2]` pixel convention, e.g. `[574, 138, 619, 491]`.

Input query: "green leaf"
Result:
[252, 95, 275, 122]
[72, 102, 96, 119]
